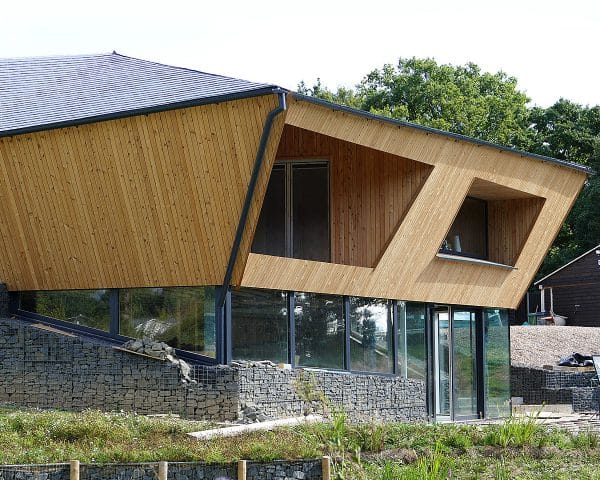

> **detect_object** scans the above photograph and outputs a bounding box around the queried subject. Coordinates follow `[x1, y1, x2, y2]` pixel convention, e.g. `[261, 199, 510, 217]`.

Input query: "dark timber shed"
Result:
[534, 245, 600, 326]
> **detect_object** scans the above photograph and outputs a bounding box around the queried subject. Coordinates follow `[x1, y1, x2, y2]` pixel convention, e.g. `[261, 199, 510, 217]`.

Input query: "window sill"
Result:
[436, 253, 516, 270]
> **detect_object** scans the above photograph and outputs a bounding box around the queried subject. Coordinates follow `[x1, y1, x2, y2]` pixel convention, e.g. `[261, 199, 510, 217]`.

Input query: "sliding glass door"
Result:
[432, 306, 480, 421]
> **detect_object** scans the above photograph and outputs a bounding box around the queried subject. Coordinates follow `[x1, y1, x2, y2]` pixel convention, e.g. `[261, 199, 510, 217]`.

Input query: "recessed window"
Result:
[440, 179, 545, 266]
[252, 162, 330, 262]
[441, 197, 487, 260]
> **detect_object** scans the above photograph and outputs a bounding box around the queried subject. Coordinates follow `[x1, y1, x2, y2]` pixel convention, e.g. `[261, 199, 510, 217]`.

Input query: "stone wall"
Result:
[237, 362, 427, 422]
[0, 316, 426, 422]
[0, 460, 322, 480]
[572, 387, 600, 413]
[0, 317, 239, 421]
[511, 365, 599, 412]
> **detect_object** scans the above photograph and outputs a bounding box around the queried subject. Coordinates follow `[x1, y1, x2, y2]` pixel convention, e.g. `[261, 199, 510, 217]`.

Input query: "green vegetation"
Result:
[2, 407, 600, 479]
[299, 57, 600, 279]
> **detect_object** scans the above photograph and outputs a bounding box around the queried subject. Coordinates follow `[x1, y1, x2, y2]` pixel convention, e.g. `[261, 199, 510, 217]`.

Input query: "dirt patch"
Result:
[511, 326, 600, 368]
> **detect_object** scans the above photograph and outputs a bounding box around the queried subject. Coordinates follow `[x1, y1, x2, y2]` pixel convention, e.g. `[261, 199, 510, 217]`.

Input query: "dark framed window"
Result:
[252, 161, 330, 262]
[349, 297, 393, 373]
[441, 197, 487, 259]
[119, 287, 216, 357]
[231, 288, 288, 363]
[397, 301, 427, 380]
[294, 292, 344, 369]
[19, 289, 111, 332]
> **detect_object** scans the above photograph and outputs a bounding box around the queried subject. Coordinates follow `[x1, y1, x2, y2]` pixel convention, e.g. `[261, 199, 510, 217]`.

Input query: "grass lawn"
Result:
[1, 407, 600, 479]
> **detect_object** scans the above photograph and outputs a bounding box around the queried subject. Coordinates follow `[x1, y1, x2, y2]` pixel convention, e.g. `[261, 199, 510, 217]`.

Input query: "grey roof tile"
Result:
[0, 52, 277, 135]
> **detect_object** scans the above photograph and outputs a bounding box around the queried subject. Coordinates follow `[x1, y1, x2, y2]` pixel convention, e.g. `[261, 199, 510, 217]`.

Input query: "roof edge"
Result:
[535, 243, 600, 286]
[292, 93, 594, 176]
[0, 87, 285, 138]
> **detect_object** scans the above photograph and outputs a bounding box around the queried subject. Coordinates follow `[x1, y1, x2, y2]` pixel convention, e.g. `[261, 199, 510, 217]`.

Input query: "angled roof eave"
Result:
[535, 243, 600, 286]
[292, 93, 594, 176]
[0, 86, 285, 138]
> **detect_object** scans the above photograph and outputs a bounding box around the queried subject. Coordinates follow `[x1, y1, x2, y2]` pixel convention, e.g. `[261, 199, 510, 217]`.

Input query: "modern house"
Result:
[523, 245, 600, 326]
[0, 53, 591, 422]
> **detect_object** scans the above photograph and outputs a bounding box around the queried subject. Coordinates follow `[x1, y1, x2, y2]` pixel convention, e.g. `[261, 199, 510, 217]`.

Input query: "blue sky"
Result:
[2, 0, 599, 107]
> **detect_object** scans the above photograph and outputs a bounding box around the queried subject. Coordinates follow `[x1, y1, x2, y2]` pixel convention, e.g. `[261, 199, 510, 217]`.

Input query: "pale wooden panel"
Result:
[487, 197, 545, 266]
[0, 94, 285, 290]
[275, 125, 432, 267]
[470, 177, 536, 200]
[241, 98, 587, 309]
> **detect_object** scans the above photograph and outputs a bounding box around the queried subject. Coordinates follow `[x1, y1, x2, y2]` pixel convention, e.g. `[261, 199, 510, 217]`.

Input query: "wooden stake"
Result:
[237, 459, 247, 480]
[69, 460, 80, 480]
[322, 456, 331, 480]
[158, 461, 168, 480]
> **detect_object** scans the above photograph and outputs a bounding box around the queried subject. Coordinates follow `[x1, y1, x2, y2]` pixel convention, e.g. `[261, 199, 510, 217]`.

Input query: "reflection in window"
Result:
[484, 308, 511, 418]
[397, 302, 427, 380]
[20, 290, 110, 331]
[251, 162, 330, 262]
[295, 292, 344, 369]
[119, 287, 215, 357]
[441, 197, 487, 259]
[349, 297, 393, 373]
[231, 288, 288, 363]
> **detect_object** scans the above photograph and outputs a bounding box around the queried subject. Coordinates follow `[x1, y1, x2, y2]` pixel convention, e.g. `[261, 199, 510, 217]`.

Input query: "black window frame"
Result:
[252, 159, 331, 262]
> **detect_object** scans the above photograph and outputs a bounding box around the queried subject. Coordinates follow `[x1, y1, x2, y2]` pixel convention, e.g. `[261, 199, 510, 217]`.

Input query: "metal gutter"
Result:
[0, 87, 282, 138]
[216, 90, 287, 311]
[292, 93, 594, 176]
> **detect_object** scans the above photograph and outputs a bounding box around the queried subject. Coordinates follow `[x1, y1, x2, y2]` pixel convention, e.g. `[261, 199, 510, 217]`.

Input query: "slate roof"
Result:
[0, 52, 278, 136]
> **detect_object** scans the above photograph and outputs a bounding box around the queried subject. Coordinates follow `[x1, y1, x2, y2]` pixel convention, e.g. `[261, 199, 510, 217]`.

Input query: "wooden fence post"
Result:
[322, 456, 331, 480]
[237, 459, 247, 480]
[158, 461, 168, 480]
[69, 460, 80, 480]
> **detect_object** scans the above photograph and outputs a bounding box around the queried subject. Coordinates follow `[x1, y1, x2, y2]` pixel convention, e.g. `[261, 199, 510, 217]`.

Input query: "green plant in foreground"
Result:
[486, 409, 542, 448]
[495, 456, 510, 480]
[416, 441, 452, 479]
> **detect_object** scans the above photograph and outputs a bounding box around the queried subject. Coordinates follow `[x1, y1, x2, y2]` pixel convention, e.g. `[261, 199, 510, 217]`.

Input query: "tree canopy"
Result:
[299, 57, 600, 280]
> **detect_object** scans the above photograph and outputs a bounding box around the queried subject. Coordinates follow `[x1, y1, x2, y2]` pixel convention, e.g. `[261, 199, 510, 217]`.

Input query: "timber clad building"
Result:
[0, 53, 590, 421]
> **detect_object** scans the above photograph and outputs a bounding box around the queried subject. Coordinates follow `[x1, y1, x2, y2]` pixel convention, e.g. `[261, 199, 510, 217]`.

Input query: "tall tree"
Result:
[299, 57, 531, 146]
[527, 101, 600, 278]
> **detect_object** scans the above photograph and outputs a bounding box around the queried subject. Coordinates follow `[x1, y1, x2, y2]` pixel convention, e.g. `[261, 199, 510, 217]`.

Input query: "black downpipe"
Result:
[216, 91, 287, 356]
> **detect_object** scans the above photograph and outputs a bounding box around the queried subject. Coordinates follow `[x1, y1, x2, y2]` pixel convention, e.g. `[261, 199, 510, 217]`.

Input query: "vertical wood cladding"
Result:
[487, 197, 545, 266]
[275, 125, 432, 267]
[0, 94, 285, 291]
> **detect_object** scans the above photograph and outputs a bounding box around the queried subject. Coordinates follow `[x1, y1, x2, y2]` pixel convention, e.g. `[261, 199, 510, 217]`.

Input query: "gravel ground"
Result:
[511, 325, 600, 368]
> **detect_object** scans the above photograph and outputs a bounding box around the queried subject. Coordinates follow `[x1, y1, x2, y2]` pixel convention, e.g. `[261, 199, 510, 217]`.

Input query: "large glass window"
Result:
[251, 165, 285, 257]
[119, 287, 215, 357]
[20, 290, 111, 331]
[441, 197, 487, 259]
[397, 302, 427, 380]
[484, 308, 511, 418]
[349, 297, 393, 373]
[294, 292, 344, 369]
[231, 288, 288, 363]
[252, 162, 330, 262]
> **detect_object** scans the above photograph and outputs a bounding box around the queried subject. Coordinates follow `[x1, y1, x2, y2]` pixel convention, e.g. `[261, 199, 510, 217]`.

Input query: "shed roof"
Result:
[0, 52, 278, 136]
[535, 243, 600, 285]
